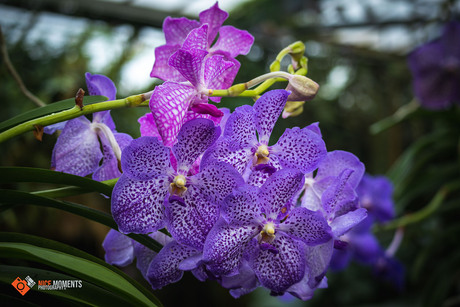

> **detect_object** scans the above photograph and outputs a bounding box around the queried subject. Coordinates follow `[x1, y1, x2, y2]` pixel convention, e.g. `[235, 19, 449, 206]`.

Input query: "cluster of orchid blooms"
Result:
[46, 2, 404, 301]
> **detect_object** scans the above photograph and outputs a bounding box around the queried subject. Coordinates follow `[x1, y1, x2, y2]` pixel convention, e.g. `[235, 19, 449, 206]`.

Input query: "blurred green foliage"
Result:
[1, 0, 459, 306]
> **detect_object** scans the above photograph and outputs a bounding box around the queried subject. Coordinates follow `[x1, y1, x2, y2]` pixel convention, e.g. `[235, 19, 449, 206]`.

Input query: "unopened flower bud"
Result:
[285, 75, 319, 101]
[282, 101, 305, 118]
[288, 41, 305, 62]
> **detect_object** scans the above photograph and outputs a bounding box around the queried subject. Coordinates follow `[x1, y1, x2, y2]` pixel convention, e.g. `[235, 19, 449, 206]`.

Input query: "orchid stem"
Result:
[0, 94, 148, 144]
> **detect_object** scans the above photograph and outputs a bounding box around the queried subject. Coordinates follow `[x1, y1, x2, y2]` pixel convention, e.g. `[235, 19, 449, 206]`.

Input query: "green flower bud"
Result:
[285, 75, 319, 101]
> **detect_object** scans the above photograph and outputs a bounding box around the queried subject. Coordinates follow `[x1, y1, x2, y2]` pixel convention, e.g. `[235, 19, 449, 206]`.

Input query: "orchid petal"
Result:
[246, 154, 282, 187]
[279, 207, 332, 245]
[259, 168, 305, 219]
[102, 229, 134, 266]
[211, 25, 254, 57]
[163, 16, 200, 45]
[271, 127, 327, 173]
[322, 169, 359, 218]
[251, 234, 305, 294]
[305, 241, 334, 288]
[172, 118, 220, 174]
[121, 136, 170, 181]
[330, 208, 367, 237]
[201, 138, 254, 174]
[85, 72, 116, 100]
[111, 174, 168, 234]
[147, 240, 199, 289]
[169, 48, 208, 86]
[92, 132, 132, 182]
[138, 112, 162, 140]
[203, 219, 260, 276]
[316, 150, 365, 188]
[53, 117, 101, 177]
[150, 44, 185, 81]
[164, 186, 219, 250]
[221, 185, 260, 226]
[223, 104, 257, 147]
[199, 2, 228, 45]
[253, 89, 290, 144]
[191, 161, 244, 203]
[150, 82, 195, 147]
[181, 24, 209, 51]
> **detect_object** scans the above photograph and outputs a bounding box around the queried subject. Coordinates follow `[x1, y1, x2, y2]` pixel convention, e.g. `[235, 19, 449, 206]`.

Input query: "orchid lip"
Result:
[254, 144, 270, 165]
[169, 174, 188, 196]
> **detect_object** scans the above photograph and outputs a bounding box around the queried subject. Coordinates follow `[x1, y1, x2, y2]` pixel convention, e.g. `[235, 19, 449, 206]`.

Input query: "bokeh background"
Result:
[1, 0, 459, 306]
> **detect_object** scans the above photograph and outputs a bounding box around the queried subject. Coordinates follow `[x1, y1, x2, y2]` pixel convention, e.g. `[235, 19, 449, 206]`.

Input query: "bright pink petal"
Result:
[163, 16, 200, 45]
[150, 82, 195, 147]
[138, 112, 162, 140]
[211, 25, 254, 57]
[199, 2, 228, 46]
[150, 44, 185, 81]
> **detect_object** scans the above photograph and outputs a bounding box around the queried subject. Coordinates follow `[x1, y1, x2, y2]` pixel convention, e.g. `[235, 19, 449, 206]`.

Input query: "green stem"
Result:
[0, 94, 148, 144]
[31, 178, 118, 198]
[377, 180, 460, 231]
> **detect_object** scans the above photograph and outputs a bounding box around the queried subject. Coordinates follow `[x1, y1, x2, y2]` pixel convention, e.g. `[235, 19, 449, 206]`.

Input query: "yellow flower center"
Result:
[255, 144, 270, 165]
[258, 222, 276, 244]
[169, 175, 187, 196]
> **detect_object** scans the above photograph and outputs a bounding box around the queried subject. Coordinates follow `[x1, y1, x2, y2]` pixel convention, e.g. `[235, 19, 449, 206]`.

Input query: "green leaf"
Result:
[0, 265, 134, 306]
[0, 167, 113, 197]
[0, 190, 162, 252]
[0, 242, 160, 307]
[0, 96, 107, 133]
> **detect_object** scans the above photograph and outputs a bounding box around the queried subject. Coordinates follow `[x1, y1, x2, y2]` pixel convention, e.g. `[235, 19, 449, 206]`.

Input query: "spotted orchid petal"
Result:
[150, 82, 195, 147]
[53, 117, 102, 177]
[221, 185, 260, 226]
[191, 161, 244, 203]
[271, 127, 327, 173]
[278, 207, 332, 246]
[147, 240, 199, 289]
[138, 112, 162, 140]
[199, 2, 228, 45]
[222, 104, 257, 147]
[169, 48, 208, 87]
[121, 136, 171, 181]
[150, 44, 185, 81]
[221, 260, 259, 297]
[111, 174, 168, 234]
[250, 233, 306, 294]
[253, 89, 290, 145]
[92, 132, 131, 182]
[102, 229, 134, 266]
[322, 169, 359, 218]
[246, 154, 282, 187]
[163, 16, 200, 45]
[315, 150, 365, 188]
[258, 168, 305, 220]
[330, 208, 367, 237]
[211, 26, 254, 57]
[203, 219, 260, 276]
[164, 186, 220, 250]
[201, 138, 254, 174]
[172, 118, 220, 174]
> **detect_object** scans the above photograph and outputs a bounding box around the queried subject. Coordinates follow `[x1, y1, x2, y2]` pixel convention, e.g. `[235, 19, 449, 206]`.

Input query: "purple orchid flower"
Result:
[111, 118, 244, 235]
[50, 73, 132, 181]
[330, 174, 404, 289]
[408, 21, 460, 109]
[150, 24, 240, 147]
[202, 168, 332, 295]
[150, 2, 254, 82]
[202, 89, 327, 183]
[291, 150, 367, 292]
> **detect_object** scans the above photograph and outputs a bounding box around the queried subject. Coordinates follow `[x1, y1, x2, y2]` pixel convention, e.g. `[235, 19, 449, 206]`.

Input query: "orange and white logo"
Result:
[11, 276, 35, 296]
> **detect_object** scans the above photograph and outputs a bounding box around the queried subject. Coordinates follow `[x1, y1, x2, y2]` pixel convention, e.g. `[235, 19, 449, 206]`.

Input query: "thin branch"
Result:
[0, 25, 46, 107]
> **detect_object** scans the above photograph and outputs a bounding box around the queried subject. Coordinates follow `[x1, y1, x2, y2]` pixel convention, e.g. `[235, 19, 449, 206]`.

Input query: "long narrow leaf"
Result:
[0, 167, 113, 197]
[0, 265, 133, 306]
[0, 96, 107, 133]
[0, 242, 159, 307]
[0, 190, 163, 252]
